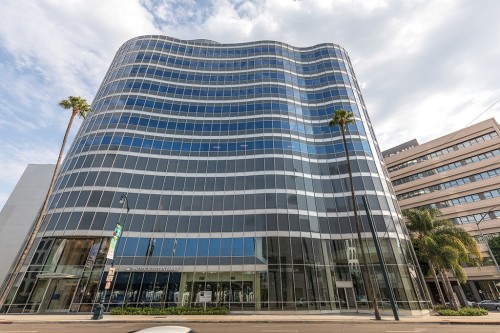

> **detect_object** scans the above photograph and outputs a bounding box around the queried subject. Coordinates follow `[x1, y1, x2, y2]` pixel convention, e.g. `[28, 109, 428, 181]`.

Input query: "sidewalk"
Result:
[2, 312, 500, 325]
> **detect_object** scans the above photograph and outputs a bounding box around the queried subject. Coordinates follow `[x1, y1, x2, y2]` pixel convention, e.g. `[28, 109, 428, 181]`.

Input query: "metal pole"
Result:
[95, 193, 130, 317]
[362, 196, 399, 321]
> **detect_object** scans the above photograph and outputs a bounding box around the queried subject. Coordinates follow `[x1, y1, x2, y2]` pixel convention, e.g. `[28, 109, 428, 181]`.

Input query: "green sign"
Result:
[106, 223, 123, 260]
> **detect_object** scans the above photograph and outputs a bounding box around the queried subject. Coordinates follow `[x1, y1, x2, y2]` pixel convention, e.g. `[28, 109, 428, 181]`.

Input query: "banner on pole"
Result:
[106, 223, 123, 260]
[106, 267, 116, 282]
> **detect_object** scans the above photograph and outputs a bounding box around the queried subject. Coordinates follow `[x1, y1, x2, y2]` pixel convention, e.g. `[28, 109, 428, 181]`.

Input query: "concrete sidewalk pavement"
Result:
[2, 312, 500, 325]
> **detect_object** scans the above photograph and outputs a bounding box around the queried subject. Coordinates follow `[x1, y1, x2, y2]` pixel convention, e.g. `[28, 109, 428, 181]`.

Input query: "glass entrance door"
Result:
[337, 287, 357, 311]
[40, 279, 78, 312]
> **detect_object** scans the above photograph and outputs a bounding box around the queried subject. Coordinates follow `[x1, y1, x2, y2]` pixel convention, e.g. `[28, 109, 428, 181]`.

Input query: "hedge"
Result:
[110, 307, 229, 315]
[437, 308, 488, 316]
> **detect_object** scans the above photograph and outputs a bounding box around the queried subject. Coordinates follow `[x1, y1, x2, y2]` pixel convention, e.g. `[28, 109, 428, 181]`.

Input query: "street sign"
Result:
[106, 267, 116, 282]
[199, 291, 212, 302]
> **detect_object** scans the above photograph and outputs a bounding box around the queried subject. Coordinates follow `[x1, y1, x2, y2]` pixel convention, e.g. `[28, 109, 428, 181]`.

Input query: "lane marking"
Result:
[386, 329, 427, 333]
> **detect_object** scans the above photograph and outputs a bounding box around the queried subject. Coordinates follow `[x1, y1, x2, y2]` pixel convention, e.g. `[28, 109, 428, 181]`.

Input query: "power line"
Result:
[465, 96, 500, 128]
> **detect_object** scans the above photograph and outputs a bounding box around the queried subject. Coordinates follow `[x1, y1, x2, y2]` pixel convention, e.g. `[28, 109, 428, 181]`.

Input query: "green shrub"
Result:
[437, 307, 488, 316]
[433, 305, 451, 311]
[110, 306, 229, 315]
[458, 308, 488, 316]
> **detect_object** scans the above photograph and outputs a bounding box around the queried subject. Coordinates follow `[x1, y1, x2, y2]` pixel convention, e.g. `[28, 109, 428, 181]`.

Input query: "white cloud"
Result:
[0, 0, 500, 210]
[0, 0, 158, 97]
[0, 0, 159, 210]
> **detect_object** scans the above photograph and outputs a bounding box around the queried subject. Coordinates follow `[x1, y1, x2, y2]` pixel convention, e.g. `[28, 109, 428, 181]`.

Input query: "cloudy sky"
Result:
[0, 0, 499, 210]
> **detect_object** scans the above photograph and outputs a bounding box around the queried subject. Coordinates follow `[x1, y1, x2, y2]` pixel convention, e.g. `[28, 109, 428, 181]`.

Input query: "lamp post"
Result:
[119, 193, 130, 215]
[92, 193, 130, 319]
[111, 194, 130, 267]
[362, 196, 399, 321]
[475, 206, 500, 274]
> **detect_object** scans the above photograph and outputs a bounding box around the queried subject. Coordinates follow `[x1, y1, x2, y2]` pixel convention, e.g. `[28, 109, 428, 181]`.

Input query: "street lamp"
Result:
[475, 206, 500, 273]
[362, 196, 399, 321]
[119, 193, 130, 214]
[112, 193, 130, 268]
[92, 193, 130, 319]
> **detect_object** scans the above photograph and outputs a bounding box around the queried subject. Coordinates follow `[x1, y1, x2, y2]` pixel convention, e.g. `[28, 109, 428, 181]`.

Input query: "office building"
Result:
[383, 118, 500, 303]
[1, 35, 429, 313]
[0, 164, 54, 294]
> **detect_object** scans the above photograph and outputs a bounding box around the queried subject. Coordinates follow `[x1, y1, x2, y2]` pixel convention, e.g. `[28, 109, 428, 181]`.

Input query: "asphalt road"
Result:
[1, 323, 500, 333]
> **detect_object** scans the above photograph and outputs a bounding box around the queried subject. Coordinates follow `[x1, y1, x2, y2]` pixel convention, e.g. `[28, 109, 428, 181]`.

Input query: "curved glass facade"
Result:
[3, 35, 429, 313]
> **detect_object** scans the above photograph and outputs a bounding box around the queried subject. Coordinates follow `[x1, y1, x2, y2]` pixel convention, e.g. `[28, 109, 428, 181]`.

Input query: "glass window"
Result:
[146, 158, 158, 171]
[124, 156, 138, 169]
[209, 238, 220, 256]
[130, 174, 143, 188]
[176, 216, 189, 232]
[112, 154, 126, 168]
[165, 216, 178, 232]
[210, 216, 222, 233]
[185, 239, 197, 256]
[142, 215, 156, 232]
[142, 175, 154, 189]
[220, 215, 231, 232]
[147, 195, 160, 210]
[123, 237, 139, 256]
[118, 173, 132, 188]
[174, 239, 186, 256]
[188, 217, 200, 232]
[101, 154, 116, 168]
[136, 194, 149, 209]
[136, 238, 150, 256]
[78, 212, 94, 230]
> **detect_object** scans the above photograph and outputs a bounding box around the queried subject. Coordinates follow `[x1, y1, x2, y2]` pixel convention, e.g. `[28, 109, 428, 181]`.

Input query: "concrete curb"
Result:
[2, 319, 500, 325]
[3, 312, 500, 326]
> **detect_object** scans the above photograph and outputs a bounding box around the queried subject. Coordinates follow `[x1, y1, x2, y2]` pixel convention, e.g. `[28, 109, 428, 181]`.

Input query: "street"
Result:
[1, 322, 500, 333]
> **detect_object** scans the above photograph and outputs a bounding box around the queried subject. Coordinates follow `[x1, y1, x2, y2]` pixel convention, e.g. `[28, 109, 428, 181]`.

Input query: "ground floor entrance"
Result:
[23, 276, 79, 313]
[2, 236, 431, 314]
[91, 268, 372, 312]
[40, 279, 78, 312]
[337, 287, 357, 311]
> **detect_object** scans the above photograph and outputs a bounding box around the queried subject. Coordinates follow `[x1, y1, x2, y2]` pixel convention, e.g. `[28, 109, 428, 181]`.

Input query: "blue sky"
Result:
[0, 0, 499, 210]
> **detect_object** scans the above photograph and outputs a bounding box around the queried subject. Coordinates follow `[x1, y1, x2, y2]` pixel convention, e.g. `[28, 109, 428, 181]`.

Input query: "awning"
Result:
[36, 272, 79, 279]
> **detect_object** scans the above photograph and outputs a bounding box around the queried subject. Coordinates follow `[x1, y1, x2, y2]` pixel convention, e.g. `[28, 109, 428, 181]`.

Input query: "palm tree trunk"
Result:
[341, 125, 381, 320]
[0, 111, 77, 307]
[443, 270, 461, 309]
[430, 264, 445, 305]
[439, 269, 459, 310]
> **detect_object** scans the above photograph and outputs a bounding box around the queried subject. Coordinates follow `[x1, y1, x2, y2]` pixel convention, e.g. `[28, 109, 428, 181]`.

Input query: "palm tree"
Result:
[329, 109, 381, 320]
[402, 208, 446, 305]
[403, 208, 482, 310]
[0, 96, 91, 307]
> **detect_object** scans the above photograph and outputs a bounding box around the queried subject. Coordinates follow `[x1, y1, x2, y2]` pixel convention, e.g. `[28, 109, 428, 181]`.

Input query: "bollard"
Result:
[91, 303, 104, 320]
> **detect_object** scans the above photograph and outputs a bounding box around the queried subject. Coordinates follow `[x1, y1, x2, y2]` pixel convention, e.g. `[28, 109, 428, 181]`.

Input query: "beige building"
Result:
[383, 118, 500, 304]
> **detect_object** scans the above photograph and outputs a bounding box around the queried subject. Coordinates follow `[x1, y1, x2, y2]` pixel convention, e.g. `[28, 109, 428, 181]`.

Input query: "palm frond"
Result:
[328, 109, 355, 129]
[402, 207, 482, 282]
[59, 96, 92, 119]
